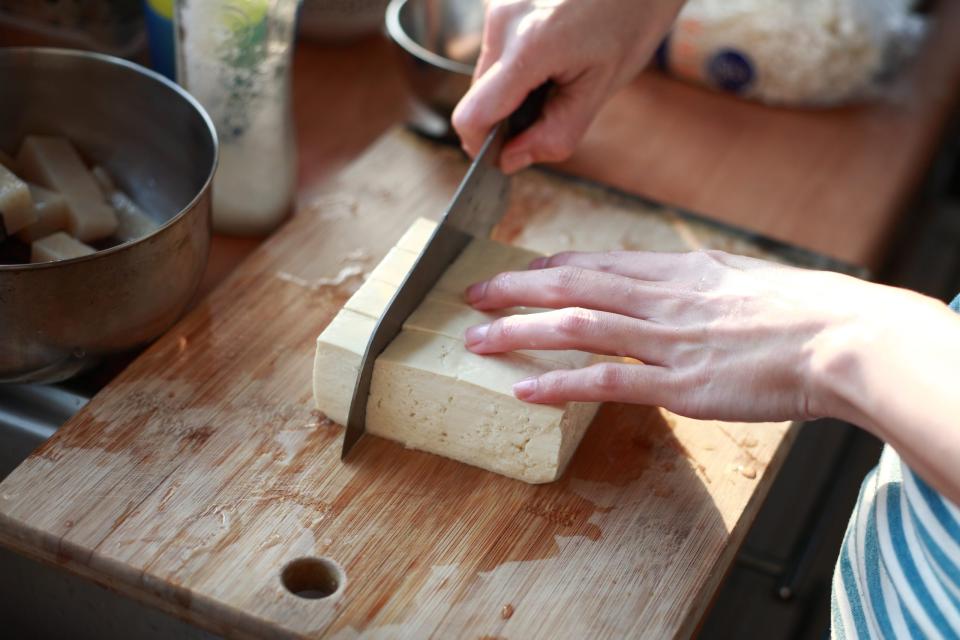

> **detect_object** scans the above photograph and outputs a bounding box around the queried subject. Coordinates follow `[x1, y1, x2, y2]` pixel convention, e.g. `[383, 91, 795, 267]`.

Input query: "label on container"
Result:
[657, 18, 756, 95]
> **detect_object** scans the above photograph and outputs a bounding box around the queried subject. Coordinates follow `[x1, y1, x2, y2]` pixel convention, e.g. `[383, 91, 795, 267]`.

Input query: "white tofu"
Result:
[108, 191, 159, 242]
[313, 218, 600, 483]
[91, 165, 159, 242]
[408, 297, 589, 369]
[0, 164, 36, 234]
[432, 237, 541, 298]
[30, 231, 96, 263]
[366, 246, 419, 286]
[394, 216, 439, 253]
[17, 136, 117, 242]
[16, 184, 70, 242]
[91, 165, 116, 197]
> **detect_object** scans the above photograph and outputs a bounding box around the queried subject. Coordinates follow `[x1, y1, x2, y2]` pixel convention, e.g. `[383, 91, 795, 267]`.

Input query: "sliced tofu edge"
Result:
[0, 164, 36, 234]
[30, 231, 96, 263]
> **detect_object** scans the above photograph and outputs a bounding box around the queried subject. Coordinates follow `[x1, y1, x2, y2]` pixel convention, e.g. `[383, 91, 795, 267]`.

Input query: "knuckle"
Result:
[556, 307, 596, 337]
[690, 249, 730, 269]
[551, 266, 583, 294]
[487, 271, 514, 297]
[591, 363, 624, 393]
[538, 129, 577, 162]
[536, 370, 563, 397]
[490, 316, 519, 343]
[544, 251, 574, 268]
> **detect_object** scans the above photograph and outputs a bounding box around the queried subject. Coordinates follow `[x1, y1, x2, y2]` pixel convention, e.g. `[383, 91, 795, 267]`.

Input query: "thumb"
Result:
[452, 57, 547, 159]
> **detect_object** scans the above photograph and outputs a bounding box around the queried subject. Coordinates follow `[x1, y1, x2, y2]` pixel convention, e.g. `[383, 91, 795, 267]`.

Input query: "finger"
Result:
[464, 307, 675, 364]
[528, 250, 684, 282]
[530, 249, 770, 284]
[512, 362, 676, 405]
[452, 57, 546, 158]
[465, 266, 679, 318]
[473, 6, 507, 83]
[499, 73, 607, 173]
[472, 0, 520, 80]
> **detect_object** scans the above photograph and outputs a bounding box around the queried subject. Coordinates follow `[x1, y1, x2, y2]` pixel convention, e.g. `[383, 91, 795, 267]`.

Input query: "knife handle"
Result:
[506, 81, 554, 139]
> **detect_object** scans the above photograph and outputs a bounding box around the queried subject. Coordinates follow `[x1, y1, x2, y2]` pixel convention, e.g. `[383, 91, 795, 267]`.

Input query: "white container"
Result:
[175, 0, 299, 235]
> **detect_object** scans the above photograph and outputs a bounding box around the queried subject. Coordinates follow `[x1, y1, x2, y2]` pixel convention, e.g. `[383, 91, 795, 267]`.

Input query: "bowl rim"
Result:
[385, 0, 476, 78]
[0, 46, 219, 272]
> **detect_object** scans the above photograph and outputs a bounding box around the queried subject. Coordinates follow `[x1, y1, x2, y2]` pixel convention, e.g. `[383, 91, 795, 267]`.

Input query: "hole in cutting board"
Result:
[281, 557, 344, 599]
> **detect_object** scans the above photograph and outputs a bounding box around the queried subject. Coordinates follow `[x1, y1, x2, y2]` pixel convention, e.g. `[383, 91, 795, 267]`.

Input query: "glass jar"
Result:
[174, 0, 299, 235]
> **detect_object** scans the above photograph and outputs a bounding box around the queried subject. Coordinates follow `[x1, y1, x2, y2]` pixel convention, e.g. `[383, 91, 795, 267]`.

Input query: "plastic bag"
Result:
[655, 0, 927, 107]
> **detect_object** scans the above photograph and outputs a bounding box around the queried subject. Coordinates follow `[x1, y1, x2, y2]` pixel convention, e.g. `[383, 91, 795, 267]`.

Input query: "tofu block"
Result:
[16, 184, 70, 242]
[31, 231, 96, 263]
[17, 136, 117, 242]
[108, 191, 159, 242]
[314, 218, 600, 483]
[366, 246, 419, 286]
[0, 164, 36, 234]
[91, 165, 116, 196]
[92, 165, 159, 242]
[394, 216, 439, 253]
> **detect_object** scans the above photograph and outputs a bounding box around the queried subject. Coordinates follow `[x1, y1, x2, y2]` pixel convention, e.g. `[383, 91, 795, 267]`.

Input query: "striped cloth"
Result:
[831, 295, 960, 639]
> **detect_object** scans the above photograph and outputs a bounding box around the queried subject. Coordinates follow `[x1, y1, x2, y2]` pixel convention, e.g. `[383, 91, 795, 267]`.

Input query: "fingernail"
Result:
[528, 257, 547, 270]
[501, 151, 532, 174]
[513, 377, 538, 400]
[465, 281, 488, 304]
[465, 323, 489, 347]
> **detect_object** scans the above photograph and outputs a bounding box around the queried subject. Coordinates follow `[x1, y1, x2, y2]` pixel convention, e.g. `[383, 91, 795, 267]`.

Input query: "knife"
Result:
[341, 83, 552, 459]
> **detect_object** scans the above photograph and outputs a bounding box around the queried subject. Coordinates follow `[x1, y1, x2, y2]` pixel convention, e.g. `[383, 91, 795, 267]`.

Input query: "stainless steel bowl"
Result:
[0, 48, 218, 383]
[385, 0, 482, 132]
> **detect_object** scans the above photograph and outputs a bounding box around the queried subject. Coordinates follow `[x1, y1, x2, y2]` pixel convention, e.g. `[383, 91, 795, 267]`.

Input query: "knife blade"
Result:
[341, 83, 552, 459]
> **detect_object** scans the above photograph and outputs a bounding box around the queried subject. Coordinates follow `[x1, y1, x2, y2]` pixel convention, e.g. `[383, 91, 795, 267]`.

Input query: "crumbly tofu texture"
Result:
[314, 217, 600, 483]
[17, 136, 117, 242]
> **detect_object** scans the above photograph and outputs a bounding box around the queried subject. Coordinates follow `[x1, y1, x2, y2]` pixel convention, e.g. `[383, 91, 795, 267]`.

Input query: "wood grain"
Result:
[0, 130, 795, 639]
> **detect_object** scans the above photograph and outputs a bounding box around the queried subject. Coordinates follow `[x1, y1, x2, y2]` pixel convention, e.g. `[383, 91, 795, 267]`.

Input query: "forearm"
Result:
[812, 291, 960, 504]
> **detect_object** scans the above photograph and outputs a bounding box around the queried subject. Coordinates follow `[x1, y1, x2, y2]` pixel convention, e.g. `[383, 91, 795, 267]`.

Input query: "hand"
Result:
[461, 249, 945, 424]
[452, 0, 684, 174]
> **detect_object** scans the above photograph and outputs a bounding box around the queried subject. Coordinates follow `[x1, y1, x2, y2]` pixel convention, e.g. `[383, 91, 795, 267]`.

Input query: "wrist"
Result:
[804, 285, 956, 432]
[805, 311, 878, 427]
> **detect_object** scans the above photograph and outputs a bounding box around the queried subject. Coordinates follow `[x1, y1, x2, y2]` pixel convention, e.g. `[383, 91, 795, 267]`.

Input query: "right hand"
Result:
[452, 0, 685, 174]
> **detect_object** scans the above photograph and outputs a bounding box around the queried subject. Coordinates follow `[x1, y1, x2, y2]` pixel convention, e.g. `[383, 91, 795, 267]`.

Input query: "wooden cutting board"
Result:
[0, 129, 798, 639]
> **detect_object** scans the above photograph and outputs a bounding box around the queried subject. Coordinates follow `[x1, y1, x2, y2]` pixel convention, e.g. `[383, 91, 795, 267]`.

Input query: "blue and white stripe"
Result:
[831, 294, 960, 639]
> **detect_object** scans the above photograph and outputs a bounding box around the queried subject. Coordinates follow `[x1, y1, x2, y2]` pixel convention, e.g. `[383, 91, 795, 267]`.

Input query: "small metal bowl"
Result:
[385, 0, 482, 133]
[0, 48, 218, 383]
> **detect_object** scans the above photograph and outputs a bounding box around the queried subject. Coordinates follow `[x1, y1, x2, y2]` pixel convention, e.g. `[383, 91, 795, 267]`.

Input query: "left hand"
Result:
[461, 249, 929, 423]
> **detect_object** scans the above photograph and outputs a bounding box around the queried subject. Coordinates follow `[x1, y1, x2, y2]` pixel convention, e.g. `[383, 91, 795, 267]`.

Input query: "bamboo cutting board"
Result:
[0, 129, 799, 639]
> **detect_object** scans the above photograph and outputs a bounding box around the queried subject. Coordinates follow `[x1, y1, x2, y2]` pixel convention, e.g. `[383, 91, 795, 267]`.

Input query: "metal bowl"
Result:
[385, 0, 482, 133]
[0, 48, 218, 383]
